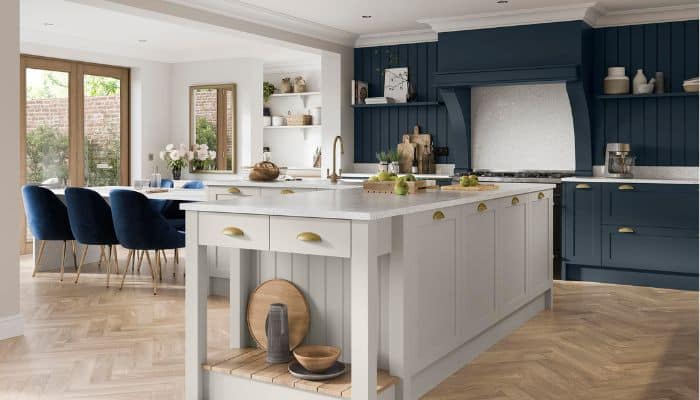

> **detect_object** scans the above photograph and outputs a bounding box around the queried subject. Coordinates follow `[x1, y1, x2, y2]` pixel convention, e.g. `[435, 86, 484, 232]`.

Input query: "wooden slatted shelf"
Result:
[203, 348, 398, 398]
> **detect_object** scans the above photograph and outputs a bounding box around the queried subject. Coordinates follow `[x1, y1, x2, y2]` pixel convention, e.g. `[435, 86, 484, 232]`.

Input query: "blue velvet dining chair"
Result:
[182, 180, 204, 189]
[65, 187, 121, 287]
[160, 179, 174, 188]
[21, 185, 77, 281]
[110, 189, 185, 295]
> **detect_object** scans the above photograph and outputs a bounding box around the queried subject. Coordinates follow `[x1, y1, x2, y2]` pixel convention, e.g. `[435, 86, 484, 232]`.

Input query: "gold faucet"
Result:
[327, 135, 344, 184]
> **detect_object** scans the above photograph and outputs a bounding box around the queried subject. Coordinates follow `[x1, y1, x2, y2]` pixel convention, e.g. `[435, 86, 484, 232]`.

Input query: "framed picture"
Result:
[383, 67, 408, 103]
[351, 80, 368, 104]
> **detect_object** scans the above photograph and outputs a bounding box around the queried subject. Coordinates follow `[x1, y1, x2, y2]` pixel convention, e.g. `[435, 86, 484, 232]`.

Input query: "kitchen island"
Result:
[182, 183, 555, 400]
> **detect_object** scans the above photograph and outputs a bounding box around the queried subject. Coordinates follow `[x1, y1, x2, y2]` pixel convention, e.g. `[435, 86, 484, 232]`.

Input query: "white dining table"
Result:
[30, 186, 207, 273]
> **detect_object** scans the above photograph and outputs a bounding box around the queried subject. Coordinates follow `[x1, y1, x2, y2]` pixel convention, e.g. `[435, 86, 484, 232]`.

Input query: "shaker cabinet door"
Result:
[496, 195, 528, 318]
[527, 191, 553, 296]
[562, 182, 602, 265]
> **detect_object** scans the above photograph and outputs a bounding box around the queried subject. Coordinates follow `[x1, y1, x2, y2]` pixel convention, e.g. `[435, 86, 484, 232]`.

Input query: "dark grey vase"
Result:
[265, 303, 291, 363]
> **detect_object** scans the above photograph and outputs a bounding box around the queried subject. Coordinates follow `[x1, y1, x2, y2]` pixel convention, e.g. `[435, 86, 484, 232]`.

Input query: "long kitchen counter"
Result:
[562, 176, 698, 185]
[204, 178, 362, 190]
[183, 182, 554, 220]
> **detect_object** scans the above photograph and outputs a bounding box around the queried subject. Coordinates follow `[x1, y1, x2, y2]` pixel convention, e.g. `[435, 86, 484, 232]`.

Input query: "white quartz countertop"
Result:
[204, 178, 361, 190]
[52, 186, 207, 201]
[182, 183, 555, 220]
[561, 177, 699, 185]
[341, 172, 452, 180]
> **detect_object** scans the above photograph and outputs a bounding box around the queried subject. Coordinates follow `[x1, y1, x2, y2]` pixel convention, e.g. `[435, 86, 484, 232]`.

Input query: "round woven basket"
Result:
[249, 161, 280, 181]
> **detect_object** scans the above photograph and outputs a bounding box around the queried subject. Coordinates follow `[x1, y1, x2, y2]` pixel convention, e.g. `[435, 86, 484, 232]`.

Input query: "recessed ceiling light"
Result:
[138, 39, 148, 43]
[43, 22, 54, 27]
[362, 15, 372, 19]
[496, 0, 508, 3]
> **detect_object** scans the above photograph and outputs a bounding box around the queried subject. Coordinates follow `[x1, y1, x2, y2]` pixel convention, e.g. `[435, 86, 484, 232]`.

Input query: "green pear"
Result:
[394, 178, 409, 195]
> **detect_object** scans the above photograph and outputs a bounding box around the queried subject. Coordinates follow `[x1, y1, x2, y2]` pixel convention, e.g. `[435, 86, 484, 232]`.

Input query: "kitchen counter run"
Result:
[182, 182, 554, 220]
[562, 176, 698, 185]
[204, 178, 361, 190]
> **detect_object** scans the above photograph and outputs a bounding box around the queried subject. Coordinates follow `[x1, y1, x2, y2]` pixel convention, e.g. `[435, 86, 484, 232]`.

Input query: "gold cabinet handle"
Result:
[477, 203, 488, 212]
[538, 192, 545, 200]
[222, 227, 244, 237]
[433, 211, 445, 220]
[511, 196, 520, 206]
[227, 187, 241, 194]
[575, 183, 591, 189]
[618, 184, 635, 191]
[280, 189, 295, 194]
[297, 232, 321, 242]
[618, 227, 635, 233]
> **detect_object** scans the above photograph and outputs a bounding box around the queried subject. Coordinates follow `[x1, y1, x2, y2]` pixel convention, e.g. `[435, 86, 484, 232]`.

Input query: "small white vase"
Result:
[377, 162, 388, 173]
[389, 162, 400, 174]
[632, 69, 647, 94]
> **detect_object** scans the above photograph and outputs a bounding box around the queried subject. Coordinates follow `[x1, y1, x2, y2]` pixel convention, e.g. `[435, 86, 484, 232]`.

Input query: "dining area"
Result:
[20, 180, 207, 295]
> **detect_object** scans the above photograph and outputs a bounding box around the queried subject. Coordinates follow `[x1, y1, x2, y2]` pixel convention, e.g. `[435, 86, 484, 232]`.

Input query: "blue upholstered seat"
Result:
[21, 185, 77, 280]
[182, 180, 204, 189]
[160, 179, 174, 188]
[110, 189, 185, 294]
[65, 187, 120, 286]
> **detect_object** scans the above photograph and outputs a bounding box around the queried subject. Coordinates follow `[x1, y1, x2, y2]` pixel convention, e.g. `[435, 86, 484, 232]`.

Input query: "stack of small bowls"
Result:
[604, 67, 629, 95]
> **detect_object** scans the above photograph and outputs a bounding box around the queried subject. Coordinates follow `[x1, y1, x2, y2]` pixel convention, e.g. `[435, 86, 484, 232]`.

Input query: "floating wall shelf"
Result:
[597, 92, 698, 100]
[263, 125, 322, 129]
[351, 101, 443, 108]
[269, 92, 321, 98]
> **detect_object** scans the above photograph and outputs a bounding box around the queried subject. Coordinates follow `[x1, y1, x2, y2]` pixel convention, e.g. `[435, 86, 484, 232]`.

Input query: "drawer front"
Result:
[198, 213, 269, 250]
[602, 225, 699, 275]
[208, 186, 260, 201]
[602, 183, 698, 229]
[270, 216, 350, 258]
[260, 187, 317, 197]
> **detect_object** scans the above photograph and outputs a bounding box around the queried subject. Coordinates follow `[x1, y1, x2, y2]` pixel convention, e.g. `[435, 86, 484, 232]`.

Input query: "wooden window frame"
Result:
[189, 83, 237, 173]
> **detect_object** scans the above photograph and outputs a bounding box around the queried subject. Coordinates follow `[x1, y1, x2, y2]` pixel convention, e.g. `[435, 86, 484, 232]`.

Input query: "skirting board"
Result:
[0, 314, 24, 341]
[206, 371, 396, 400]
[410, 293, 547, 399]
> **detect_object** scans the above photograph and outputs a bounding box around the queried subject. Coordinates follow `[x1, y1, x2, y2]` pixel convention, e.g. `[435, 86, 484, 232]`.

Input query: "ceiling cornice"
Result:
[163, 0, 357, 47]
[355, 29, 437, 48]
[594, 4, 698, 27]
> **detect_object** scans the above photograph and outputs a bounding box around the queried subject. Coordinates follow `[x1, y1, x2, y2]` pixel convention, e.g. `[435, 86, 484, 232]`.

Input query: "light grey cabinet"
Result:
[527, 191, 553, 296]
[496, 195, 528, 318]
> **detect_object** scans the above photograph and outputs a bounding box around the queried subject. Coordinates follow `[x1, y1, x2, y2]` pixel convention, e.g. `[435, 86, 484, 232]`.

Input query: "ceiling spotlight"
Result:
[362, 15, 372, 19]
[138, 39, 148, 43]
[496, 0, 508, 3]
[43, 22, 54, 27]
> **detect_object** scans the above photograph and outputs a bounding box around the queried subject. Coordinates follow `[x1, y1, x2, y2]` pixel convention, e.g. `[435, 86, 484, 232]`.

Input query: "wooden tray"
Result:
[363, 179, 437, 194]
[441, 183, 499, 191]
[247, 279, 310, 350]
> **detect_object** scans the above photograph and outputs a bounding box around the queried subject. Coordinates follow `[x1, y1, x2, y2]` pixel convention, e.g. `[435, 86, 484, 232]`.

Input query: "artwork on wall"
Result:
[383, 67, 409, 103]
[351, 80, 368, 104]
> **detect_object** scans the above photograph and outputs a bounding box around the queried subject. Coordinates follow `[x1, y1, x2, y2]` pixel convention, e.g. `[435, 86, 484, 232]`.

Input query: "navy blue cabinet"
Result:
[562, 181, 699, 290]
[563, 182, 602, 266]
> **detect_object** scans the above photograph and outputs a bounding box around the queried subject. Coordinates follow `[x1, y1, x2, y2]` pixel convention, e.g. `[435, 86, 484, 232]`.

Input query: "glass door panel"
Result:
[24, 68, 70, 186]
[225, 89, 234, 170]
[82, 74, 121, 186]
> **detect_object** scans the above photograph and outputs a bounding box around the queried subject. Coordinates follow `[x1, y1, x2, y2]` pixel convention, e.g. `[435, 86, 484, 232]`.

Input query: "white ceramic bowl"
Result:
[636, 83, 654, 94]
[271, 116, 286, 126]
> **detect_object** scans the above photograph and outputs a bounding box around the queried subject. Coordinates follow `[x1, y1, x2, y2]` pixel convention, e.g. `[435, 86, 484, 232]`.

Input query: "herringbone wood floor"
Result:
[0, 252, 697, 399]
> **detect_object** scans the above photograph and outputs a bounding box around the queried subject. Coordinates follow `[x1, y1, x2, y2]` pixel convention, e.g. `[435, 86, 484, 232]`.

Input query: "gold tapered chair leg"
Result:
[71, 241, 78, 271]
[74, 244, 89, 284]
[172, 248, 178, 278]
[59, 241, 67, 282]
[118, 250, 134, 290]
[145, 250, 158, 295]
[137, 250, 144, 273]
[33, 240, 46, 278]
[144, 250, 154, 280]
[161, 249, 168, 264]
[97, 245, 105, 270]
[157, 250, 163, 282]
[107, 245, 114, 274]
[105, 245, 112, 288]
[109, 245, 119, 288]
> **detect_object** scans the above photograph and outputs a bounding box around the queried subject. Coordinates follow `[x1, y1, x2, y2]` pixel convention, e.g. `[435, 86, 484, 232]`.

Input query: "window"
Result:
[190, 84, 236, 172]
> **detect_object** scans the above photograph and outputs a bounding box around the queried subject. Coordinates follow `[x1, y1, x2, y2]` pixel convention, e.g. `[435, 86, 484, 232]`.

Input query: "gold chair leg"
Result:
[144, 250, 154, 280]
[174, 248, 179, 265]
[158, 250, 163, 282]
[59, 241, 67, 282]
[33, 240, 46, 278]
[97, 245, 105, 270]
[74, 244, 89, 284]
[118, 250, 134, 291]
[137, 250, 144, 273]
[145, 250, 158, 295]
[71, 241, 78, 271]
[107, 245, 114, 274]
[105, 245, 112, 288]
[131, 249, 136, 272]
[161, 249, 168, 264]
[110, 245, 119, 287]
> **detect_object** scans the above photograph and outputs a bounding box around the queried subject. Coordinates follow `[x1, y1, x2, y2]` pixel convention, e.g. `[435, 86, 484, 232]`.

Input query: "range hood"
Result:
[433, 21, 593, 175]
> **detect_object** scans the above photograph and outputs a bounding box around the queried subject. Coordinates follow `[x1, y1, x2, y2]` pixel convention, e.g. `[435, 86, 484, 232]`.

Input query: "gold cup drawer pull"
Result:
[297, 232, 322, 242]
[222, 227, 244, 237]
[280, 189, 295, 194]
[511, 196, 520, 206]
[477, 203, 488, 212]
[575, 183, 591, 189]
[538, 192, 545, 200]
[227, 187, 241, 194]
[618, 227, 635, 234]
[618, 184, 635, 191]
[433, 211, 445, 220]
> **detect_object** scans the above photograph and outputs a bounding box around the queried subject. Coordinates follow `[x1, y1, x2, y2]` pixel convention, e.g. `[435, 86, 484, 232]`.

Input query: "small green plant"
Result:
[263, 81, 276, 103]
[387, 149, 399, 163]
[376, 151, 389, 163]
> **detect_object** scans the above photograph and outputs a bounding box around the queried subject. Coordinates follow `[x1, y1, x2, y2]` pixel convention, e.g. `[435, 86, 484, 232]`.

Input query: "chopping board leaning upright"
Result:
[398, 125, 435, 174]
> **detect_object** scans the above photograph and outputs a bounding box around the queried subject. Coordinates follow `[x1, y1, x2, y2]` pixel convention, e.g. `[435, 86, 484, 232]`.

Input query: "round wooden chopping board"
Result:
[247, 279, 310, 350]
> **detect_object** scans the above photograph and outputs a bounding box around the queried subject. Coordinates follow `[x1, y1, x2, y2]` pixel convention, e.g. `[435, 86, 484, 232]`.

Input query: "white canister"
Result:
[272, 116, 286, 126]
[607, 67, 626, 78]
[263, 116, 272, 127]
[311, 107, 322, 126]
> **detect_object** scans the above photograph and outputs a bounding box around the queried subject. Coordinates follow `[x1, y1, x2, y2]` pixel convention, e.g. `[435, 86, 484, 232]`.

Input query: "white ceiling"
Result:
[20, 0, 321, 64]
[235, 0, 696, 35]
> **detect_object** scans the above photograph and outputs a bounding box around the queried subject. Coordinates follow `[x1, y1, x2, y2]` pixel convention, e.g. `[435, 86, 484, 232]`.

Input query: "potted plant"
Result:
[387, 149, 400, 174]
[263, 81, 275, 118]
[190, 143, 217, 172]
[376, 151, 389, 172]
[160, 144, 190, 180]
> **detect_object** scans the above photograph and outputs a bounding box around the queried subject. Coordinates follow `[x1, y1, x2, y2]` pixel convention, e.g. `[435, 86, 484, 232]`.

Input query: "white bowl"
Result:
[636, 83, 654, 94]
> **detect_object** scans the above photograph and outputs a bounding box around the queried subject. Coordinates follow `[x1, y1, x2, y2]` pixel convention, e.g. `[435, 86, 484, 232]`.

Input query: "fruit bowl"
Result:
[293, 345, 340, 373]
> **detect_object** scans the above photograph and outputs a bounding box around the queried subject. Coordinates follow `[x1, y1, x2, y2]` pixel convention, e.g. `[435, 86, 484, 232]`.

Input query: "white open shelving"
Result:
[263, 125, 322, 129]
[268, 91, 321, 107]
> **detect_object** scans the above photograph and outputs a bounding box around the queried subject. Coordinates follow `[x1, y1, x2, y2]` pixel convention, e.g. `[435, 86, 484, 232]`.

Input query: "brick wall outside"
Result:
[26, 95, 121, 142]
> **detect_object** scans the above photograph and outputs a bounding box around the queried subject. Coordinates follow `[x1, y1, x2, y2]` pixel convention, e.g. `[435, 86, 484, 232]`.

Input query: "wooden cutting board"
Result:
[247, 279, 310, 350]
[363, 180, 437, 194]
[441, 183, 499, 191]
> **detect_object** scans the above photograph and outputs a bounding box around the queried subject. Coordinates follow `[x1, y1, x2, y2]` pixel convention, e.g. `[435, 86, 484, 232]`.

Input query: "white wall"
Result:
[170, 58, 263, 177]
[20, 42, 172, 180]
[321, 50, 354, 177]
[471, 83, 576, 171]
[0, 0, 22, 341]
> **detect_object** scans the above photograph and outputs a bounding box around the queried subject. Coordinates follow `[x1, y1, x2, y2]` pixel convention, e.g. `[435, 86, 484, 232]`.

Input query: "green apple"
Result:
[368, 175, 379, 182]
[460, 176, 470, 187]
[394, 178, 409, 195]
[404, 174, 417, 182]
[377, 171, 392, 181]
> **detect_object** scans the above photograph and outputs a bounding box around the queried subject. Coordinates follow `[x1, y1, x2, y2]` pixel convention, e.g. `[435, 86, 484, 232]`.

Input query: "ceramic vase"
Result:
[632, 69, 647, 94]
[603, 67, 629, 94]
[172, 167, 181, 180]
[377, 162, 389, 173]
[389, 161, 400, 174]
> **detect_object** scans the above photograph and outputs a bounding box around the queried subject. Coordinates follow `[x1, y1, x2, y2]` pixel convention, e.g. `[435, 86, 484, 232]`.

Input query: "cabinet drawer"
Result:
[198, 213, 269, 250]
[602, 184, 698, 229]
[602, 225, 699, 275]
[260, 187, 317, 197]
[270, 216, 350, 257]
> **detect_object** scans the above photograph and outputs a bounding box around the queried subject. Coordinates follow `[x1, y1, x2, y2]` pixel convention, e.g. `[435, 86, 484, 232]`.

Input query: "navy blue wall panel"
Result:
[592, 20, 699, 166]
[353, 43, 450, 164]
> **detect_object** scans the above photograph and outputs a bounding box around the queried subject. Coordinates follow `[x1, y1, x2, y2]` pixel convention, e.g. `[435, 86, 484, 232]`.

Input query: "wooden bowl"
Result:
[293, 345, 340, 373]
[249, 161, 280, 181]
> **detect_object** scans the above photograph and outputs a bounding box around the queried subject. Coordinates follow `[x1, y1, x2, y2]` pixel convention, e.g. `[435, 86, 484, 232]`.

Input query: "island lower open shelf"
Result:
[204, 347, 398, 399]
[183, 184, 555, 400]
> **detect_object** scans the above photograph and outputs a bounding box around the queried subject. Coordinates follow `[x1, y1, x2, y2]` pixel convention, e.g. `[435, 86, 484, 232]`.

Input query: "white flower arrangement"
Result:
[160, 144, 190, 170]
[191, 143, 217, 170]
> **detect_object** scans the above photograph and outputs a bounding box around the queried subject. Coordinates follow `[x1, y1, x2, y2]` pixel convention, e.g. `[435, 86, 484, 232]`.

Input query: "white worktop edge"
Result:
[562, 177, 699, 185]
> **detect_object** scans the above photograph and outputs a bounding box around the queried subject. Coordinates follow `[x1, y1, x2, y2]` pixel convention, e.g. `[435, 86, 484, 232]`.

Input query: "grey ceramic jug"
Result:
[265, 303, 291, 363]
